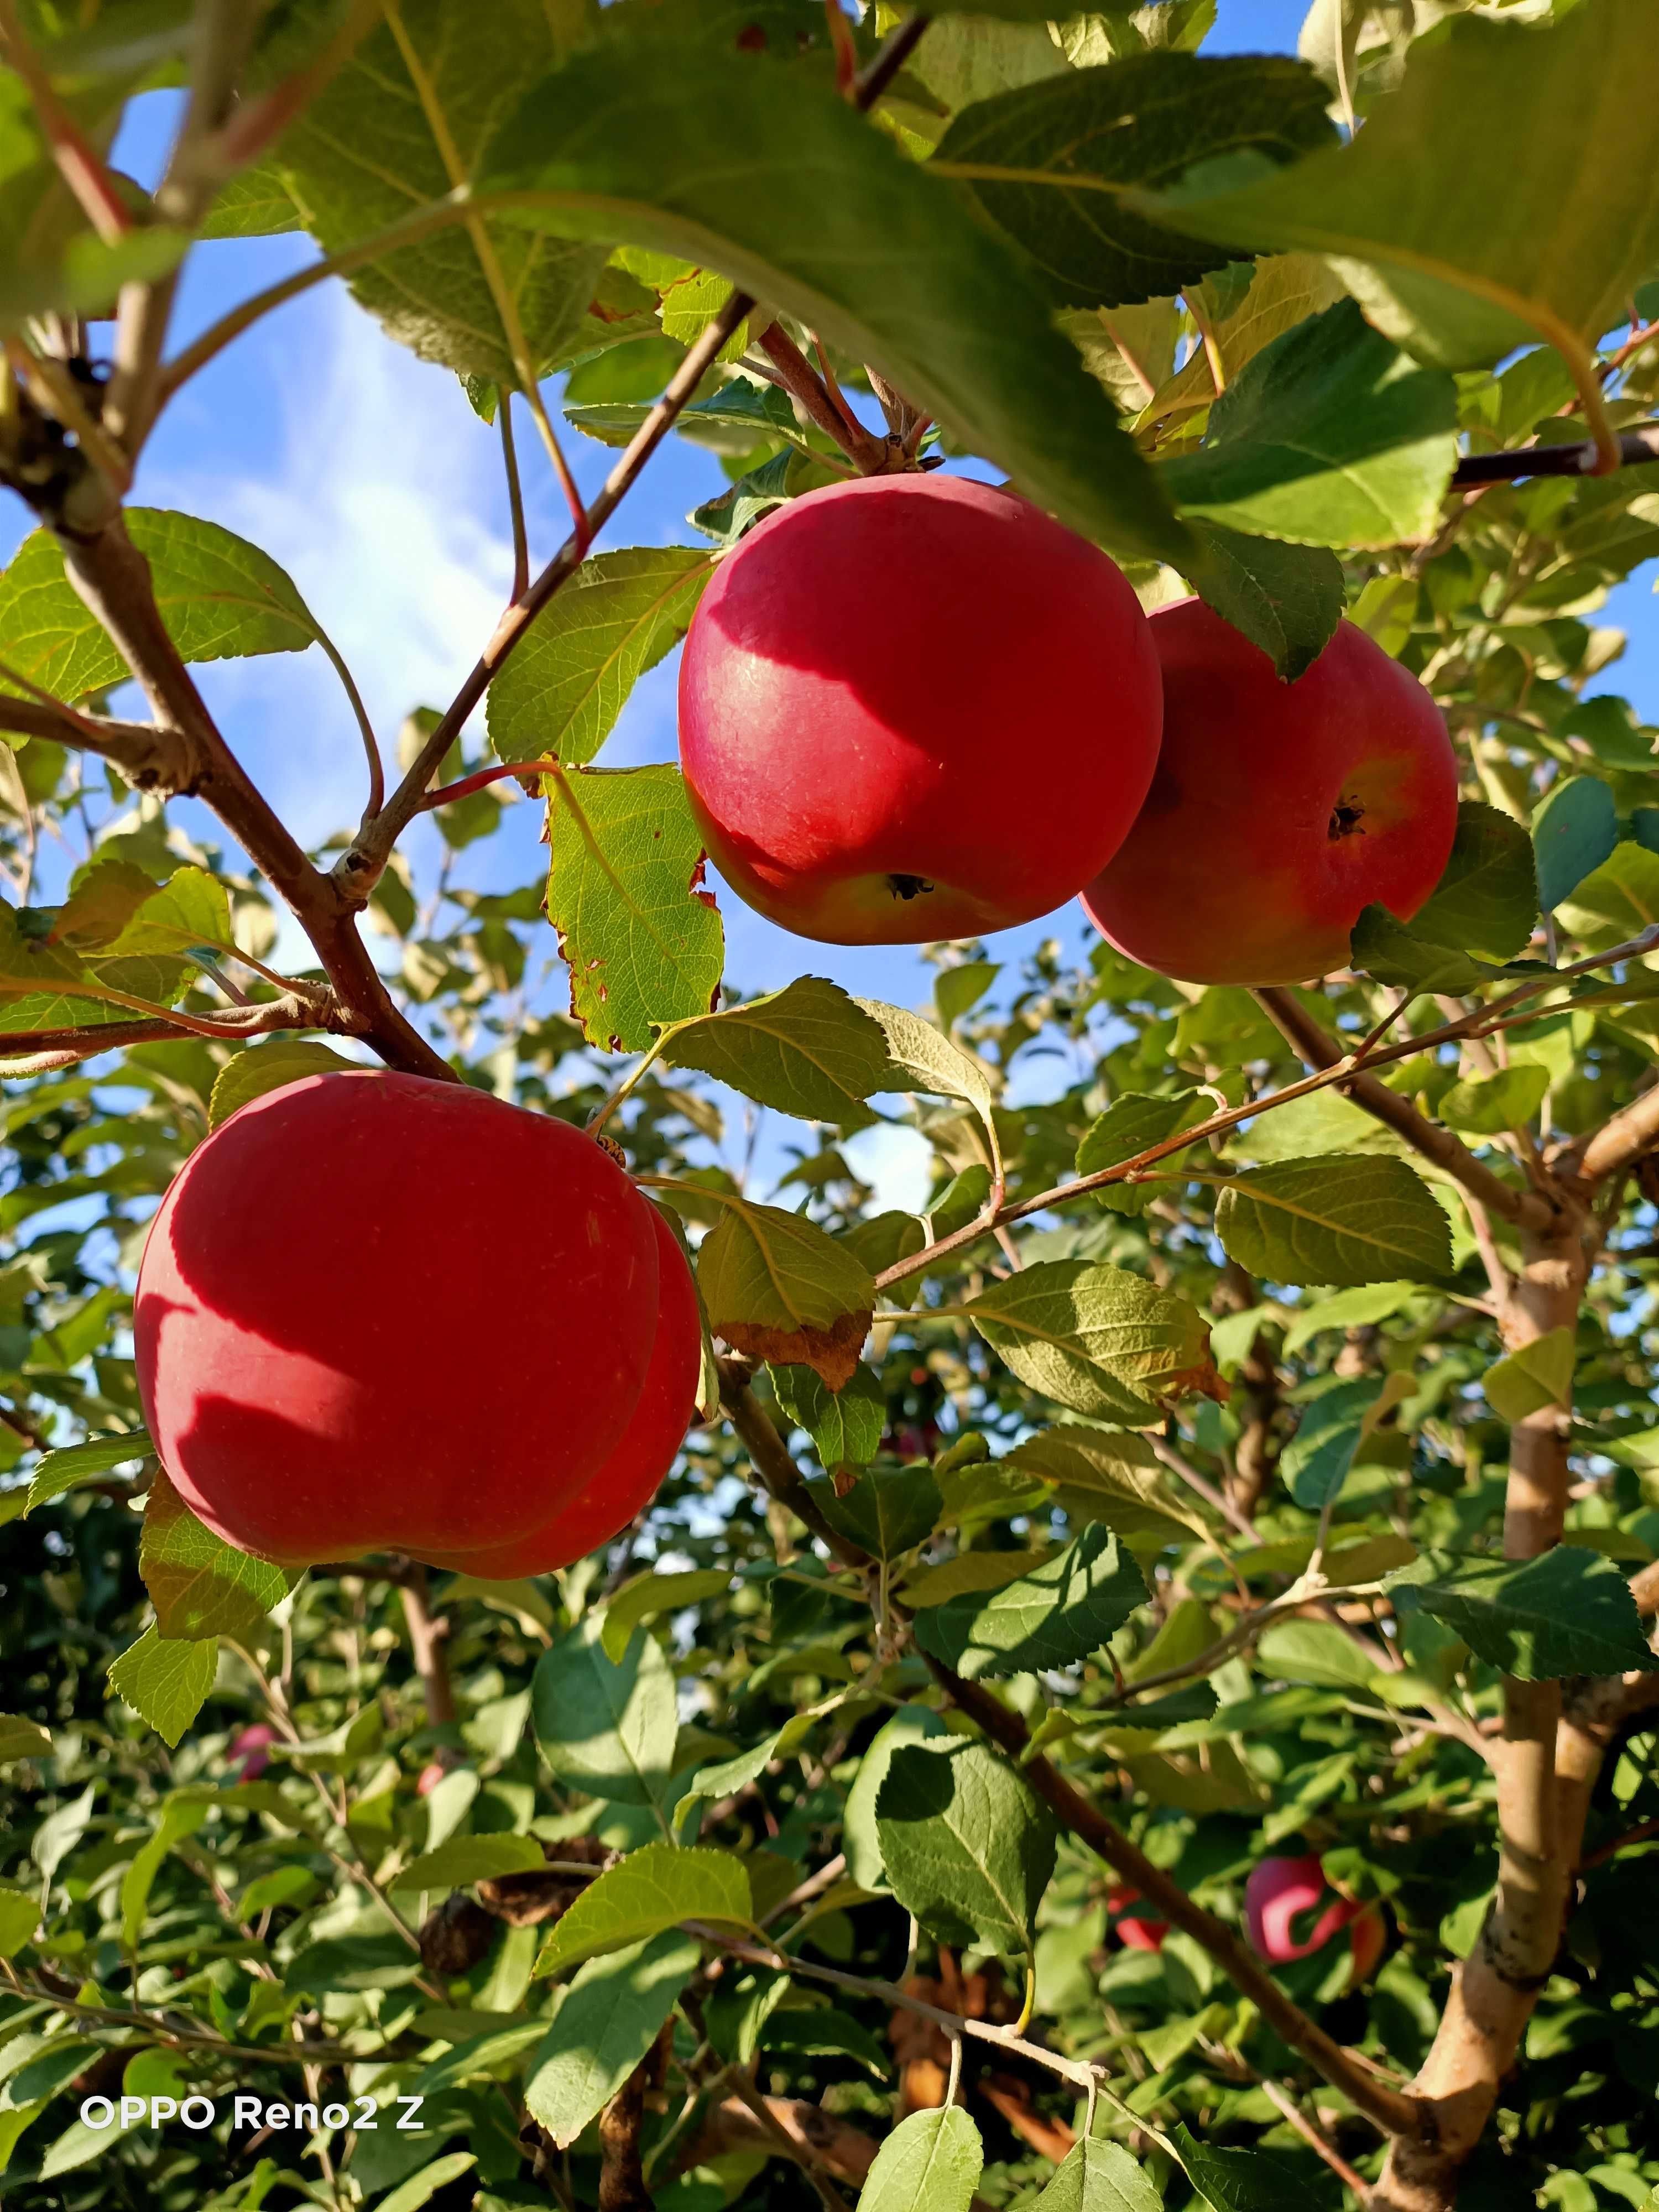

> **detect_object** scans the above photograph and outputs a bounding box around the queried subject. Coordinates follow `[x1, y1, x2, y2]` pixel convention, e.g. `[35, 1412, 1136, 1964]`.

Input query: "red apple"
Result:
[415, 1762, 447, 1797]
[227, 1722, 276, 1779]
[1082, 601, 1458, 985]
[678, 474, 1162, 944]
[422, 1203, 701, 1578]
[135, 1073, 661, 1571]
[1245, 1853, 1382, 1979]
[1107, 1885, 1168, 1952]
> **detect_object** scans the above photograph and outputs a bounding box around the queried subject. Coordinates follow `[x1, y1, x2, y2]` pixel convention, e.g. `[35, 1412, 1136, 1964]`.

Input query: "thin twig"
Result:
[1259, 2077, 1374, 2201]
[0, 0, 132, 242]
[500, 393, 530, 604]
[337, 289, 753, 891]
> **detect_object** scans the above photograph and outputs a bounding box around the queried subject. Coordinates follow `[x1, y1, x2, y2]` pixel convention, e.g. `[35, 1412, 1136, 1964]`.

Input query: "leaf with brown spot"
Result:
[696, 1200, 874, 1392]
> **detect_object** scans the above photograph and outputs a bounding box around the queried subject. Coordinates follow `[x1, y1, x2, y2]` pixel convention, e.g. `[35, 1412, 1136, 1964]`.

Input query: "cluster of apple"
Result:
[132, 474, 1458, 1585]
[679, 475, 1460, 985]
[1109, 1855, 1384, 1980]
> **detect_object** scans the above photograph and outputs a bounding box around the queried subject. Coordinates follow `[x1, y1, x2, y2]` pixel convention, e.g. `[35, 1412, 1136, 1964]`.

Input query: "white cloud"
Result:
[148, 290, 515, 847]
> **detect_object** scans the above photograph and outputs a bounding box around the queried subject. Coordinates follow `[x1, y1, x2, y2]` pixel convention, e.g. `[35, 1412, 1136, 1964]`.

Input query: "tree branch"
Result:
[718, 1365, 870, 1572]
[46, 508, 450, 1079]
[399, 1564, 456, 1729]
[1572, 1076, 1659, 1187]
[1251, 987, 1555, 1230]
[754, 322, 889, 474]
[1449, 422, 1659, 487]
[873, 987, 1594, 1295]
[0, 994, 328, 1069]
[854, 10, 933, 105]
[0, 0, 132, 244]
[0, 692, 190, 788]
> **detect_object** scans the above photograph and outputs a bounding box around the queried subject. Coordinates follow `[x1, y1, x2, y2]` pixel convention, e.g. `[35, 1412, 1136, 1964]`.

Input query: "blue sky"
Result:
[2, 0, 1653, 1212]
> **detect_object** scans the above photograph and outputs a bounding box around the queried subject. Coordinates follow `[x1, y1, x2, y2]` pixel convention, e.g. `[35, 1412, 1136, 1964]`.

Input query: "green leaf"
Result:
[853, 2100, 984, 2212]
[1557, 841, 1659, 950]
[1004, 1426, 1207, 1543]
[26, 1430, 150, 1512]
[931, 1164, 994, 1240]
[270, 0, 603, 385]
[1534, 776, 1620, 914]
[600, 1568, 729, 1666]
[1161, 300, 1458, 549]
[207, 1042, 359, 1131]
[1032, 2137, 1164, 2212]
[1484, 1327, 1576, 1425]
[121, 1793, 211, 1949]
[1439, 1064, 1551, 1138]
[771, 1361, 885, 1473]
[376, 2155, 479, 2212]
[665, 977, 894, 1124]
[0, 512, 327, 703]
[479, 40, 1185, 562]
[531, 1611, 678, 1809]
[30, 1781, 95, 1884]
[1256, 1618, 1380, 1691]
[854, 996, 995, 1120]
[965, 1259, 1221, 1422]
[1076, 1089, 1211, 1215]
[1412, 802, 1539, 962]
[488, 549, 712, 769]
[1386, 1548, 1659, 1682]
[544, 764, 724, 1053]
[1348, 905, 1494, 997]
[107, 1626, 217, 1747]
[690, 445, 843, 545]
[1171, 2121, 1326, 2211]
[1139, 251, 1345, 421]
[929, 53, 1332, 308]
[935, 960, 1000, 1034]
[1281, 1281, 1418, 1357]
[697, 1199, 873, 1391]
[0, 1715, 50, 1765]
[524, 1930, 700, 2148]
[843, 1210, 927, 1296]
[1215, 1156, 1452, 1287]
[844, 1707, 952, 1893]
[1140, 0, 1659, 374]
[199, 161, 302, 240]
[810, 1467, 942, 1563]
[140, 1467, 296, 1640]
[393, 1835, 546, 1893]
[0, 1887, 38, 1958]
[876, 1739, 1057, 1961]
[911, 1523, 1147, 1679]
[673, 1723, 795, 1833]
[534, 1843, 751, 1976]
[760, 2006, 889, 2077]
[1184, 523, 1344, 682]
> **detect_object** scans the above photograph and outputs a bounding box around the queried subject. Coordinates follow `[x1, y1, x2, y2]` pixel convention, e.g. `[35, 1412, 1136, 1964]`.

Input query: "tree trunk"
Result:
[1373, 1205, 1594, 2209]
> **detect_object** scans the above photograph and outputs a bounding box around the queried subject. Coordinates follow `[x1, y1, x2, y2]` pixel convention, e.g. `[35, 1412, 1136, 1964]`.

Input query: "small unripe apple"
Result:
[422, 1204, 701, 1578]
[679, 474, 1163, 944]
[1083, 601, 1458, 985]
[135, 1073, 661, 1570]
[1107, 1884, 1168, 1952]
[1245, 1853, 1381, 1978]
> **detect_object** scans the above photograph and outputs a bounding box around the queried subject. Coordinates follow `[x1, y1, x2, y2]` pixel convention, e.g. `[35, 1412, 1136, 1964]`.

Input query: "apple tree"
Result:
[3, 4, 1659, 2210]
